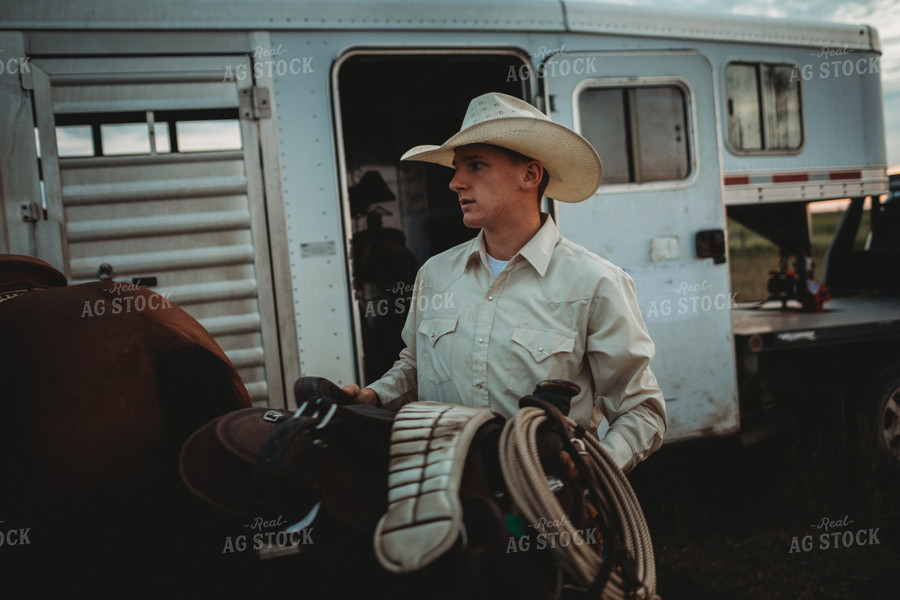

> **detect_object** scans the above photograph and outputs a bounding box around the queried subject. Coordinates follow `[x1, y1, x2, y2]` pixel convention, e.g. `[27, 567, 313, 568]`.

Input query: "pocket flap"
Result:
[418, 317, 458, 347]
[511, 324, 576, 362]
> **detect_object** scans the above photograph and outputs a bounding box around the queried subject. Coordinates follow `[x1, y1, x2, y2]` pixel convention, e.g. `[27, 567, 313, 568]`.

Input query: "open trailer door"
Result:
[26, 55, 285, 407]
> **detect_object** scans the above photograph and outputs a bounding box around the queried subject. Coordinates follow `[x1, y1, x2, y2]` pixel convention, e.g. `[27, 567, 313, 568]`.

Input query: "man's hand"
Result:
[340, 383, 380, 407]
[559, 450, 579, 479]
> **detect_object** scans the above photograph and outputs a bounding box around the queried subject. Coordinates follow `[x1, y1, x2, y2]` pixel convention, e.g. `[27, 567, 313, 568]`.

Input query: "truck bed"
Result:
[732, 296, 900, 350]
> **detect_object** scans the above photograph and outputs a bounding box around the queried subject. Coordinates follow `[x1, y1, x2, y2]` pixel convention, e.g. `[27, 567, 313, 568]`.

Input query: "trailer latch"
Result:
[695, 229, 726, 264]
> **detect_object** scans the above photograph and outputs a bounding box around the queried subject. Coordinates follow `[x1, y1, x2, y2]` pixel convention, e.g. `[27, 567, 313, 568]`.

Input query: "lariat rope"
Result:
[498, 405, 659, 600]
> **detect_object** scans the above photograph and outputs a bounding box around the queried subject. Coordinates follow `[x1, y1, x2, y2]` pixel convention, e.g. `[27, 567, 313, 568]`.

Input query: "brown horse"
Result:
[0, 254, 252, 594]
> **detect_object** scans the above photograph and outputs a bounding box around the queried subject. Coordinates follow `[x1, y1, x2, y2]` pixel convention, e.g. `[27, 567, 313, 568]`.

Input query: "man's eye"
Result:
[471, 162, 485, 170]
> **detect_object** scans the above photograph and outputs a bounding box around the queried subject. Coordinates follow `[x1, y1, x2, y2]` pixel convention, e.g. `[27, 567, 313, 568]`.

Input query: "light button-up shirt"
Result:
[367, 214, 666, 472]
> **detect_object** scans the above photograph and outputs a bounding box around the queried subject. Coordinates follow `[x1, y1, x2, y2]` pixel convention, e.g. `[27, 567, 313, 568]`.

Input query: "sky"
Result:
[618, 0, 900, 173]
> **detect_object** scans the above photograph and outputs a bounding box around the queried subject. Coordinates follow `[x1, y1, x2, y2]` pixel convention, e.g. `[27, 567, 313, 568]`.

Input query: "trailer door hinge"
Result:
[240, 86, 271, 120]
[21, 202, 41, 223]
[20, 63, 33, 91]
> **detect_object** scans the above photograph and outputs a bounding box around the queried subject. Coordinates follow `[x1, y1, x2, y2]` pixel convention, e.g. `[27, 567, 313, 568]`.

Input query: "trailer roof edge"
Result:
[0, 0, 881, 53]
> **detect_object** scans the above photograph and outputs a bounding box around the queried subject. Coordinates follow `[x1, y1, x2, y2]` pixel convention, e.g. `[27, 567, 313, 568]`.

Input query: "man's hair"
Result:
[494, 145, 551, 207]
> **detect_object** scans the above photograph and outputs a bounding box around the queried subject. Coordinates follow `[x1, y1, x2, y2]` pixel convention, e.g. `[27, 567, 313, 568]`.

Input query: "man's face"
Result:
[449, 143, 532, 231]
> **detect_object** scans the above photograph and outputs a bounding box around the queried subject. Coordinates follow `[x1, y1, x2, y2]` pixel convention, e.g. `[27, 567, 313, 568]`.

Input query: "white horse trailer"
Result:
[0, 0, 891, 449]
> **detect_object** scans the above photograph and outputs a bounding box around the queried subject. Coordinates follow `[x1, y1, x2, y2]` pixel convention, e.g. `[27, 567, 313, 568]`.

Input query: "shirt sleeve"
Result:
[587, 269, 667, 473]
[366, 270, 422, 406]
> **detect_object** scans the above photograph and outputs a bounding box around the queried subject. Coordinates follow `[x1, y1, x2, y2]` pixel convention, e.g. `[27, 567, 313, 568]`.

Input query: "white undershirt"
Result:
[486, 254, 509, 278]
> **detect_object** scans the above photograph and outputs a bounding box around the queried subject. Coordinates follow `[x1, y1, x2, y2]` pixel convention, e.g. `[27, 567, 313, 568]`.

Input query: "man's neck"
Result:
[483, 211, 544, 261]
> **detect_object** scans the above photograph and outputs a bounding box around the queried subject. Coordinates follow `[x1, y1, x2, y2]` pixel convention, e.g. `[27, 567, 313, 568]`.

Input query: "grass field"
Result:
[631, 424, 900, 600]
[727, 208, 872, 302]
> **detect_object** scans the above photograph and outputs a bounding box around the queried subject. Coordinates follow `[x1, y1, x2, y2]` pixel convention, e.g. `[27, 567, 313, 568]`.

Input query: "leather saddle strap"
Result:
[0, 288, 31, 304]
[250, 377, 354, 512]
[373, 401, 503, 574]
[249, 397, 335, 514]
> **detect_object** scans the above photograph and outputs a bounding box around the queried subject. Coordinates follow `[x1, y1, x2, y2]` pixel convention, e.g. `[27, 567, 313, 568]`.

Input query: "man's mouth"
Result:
[460, 199, 475, 207]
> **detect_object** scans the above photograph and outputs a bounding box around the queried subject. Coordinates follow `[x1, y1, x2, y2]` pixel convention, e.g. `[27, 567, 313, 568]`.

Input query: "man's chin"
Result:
[461, 213, 481, 229]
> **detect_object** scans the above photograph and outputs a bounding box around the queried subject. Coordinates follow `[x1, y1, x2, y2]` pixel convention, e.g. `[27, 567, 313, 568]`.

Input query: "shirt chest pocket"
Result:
[510, 324, 576, 362]
[505, 325, 577, 393]
[417, 316, 458, 384]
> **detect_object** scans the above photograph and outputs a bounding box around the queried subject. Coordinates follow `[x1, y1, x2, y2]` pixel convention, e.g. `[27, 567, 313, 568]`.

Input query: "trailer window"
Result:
[101, 122, 153, 155]
[54, 125, 95, 158]
[578, 85, 690, 184]
[176, 120, 242, 152]
[725, 62, 802, 152]
[54, 109, 241, 157]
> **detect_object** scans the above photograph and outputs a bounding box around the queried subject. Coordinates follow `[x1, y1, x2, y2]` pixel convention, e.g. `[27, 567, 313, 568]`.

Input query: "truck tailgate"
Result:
[732, 297, 900, 350]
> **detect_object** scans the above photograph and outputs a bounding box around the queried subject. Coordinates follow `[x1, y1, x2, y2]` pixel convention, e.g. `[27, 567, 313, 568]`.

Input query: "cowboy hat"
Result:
[400, 92, 602, 203]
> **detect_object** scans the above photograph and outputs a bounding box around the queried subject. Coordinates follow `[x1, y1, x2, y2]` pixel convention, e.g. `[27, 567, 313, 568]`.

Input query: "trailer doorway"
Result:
[335, 50, 529, 385]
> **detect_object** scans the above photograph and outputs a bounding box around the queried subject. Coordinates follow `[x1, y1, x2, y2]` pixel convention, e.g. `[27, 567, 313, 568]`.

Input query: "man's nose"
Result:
[449, 169, 466, 192]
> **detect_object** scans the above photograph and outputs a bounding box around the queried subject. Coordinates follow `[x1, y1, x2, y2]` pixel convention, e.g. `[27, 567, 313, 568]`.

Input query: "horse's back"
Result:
[0, 276, 252, 591]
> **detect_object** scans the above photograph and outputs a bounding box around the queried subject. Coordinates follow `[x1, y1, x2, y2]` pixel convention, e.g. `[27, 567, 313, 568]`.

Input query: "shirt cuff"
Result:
[597, 429, 637, 473]
[366, 379, 404, 408]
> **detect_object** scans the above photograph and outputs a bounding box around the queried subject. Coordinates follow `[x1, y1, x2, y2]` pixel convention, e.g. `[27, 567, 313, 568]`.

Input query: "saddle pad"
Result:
[373, 401, 501, 573]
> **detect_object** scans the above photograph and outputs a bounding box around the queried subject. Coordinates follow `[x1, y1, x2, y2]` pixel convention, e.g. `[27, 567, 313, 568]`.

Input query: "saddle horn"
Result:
[522, 379, 580, 416]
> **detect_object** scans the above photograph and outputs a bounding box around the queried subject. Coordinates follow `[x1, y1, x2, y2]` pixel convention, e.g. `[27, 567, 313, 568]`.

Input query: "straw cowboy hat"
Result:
[401, 92, 602, 203]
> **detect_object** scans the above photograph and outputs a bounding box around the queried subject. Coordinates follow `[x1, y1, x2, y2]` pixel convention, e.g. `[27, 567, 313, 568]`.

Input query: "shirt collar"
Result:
[518, 213, 559, 277]
[463, 213, 559, 278]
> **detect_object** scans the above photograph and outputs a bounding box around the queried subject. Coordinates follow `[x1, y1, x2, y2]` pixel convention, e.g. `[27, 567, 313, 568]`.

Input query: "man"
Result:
[342, 92, 665, 473]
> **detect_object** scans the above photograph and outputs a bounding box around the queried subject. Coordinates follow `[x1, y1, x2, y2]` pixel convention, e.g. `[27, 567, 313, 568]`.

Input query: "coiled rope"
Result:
[498, 405, 659, 600]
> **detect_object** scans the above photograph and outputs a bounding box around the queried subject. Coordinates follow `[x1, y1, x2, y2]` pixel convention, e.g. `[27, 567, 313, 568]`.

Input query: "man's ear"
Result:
[520, 161, 544, 191]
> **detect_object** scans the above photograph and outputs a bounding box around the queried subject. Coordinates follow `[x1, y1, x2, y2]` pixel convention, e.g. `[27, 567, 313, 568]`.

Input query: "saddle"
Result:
[179, 376, 658, 599]
[179, 377, 501, 563]
[0, 254, 67, 303]
[179, 376, 394, 522]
